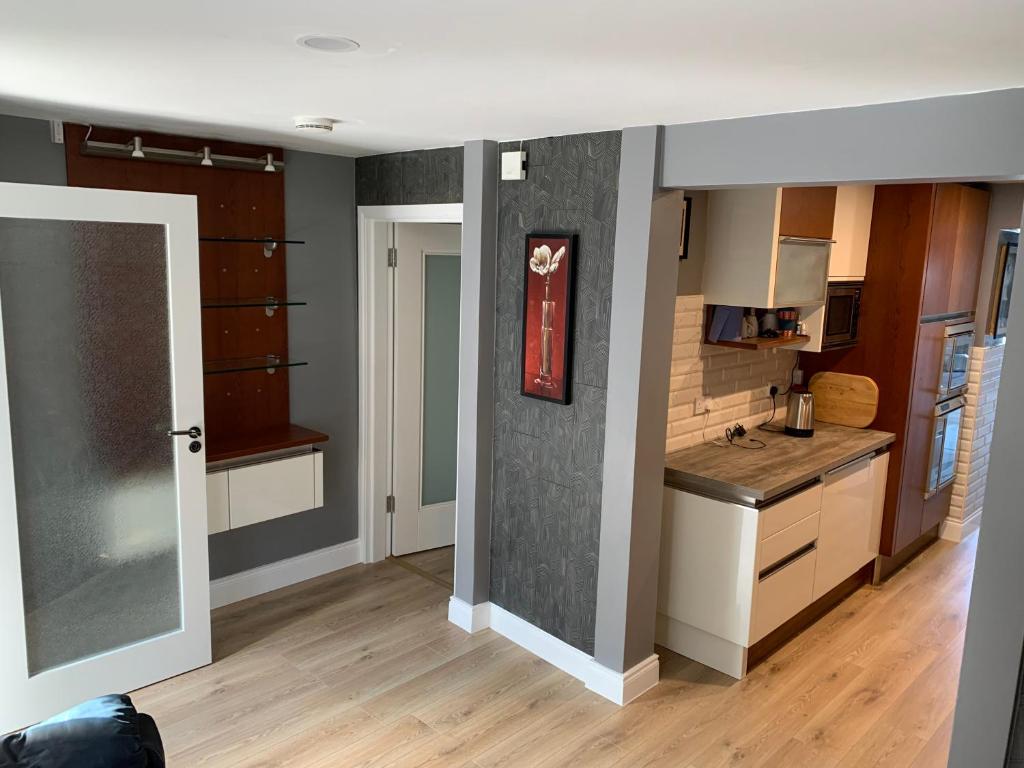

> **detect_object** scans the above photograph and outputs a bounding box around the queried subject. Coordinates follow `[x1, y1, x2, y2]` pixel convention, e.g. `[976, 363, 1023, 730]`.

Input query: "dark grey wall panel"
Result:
[207, 149, 357, 578]
[356, 146, 463, 206]
[489, 131, 621, 654]
[0, 114, 67, 186]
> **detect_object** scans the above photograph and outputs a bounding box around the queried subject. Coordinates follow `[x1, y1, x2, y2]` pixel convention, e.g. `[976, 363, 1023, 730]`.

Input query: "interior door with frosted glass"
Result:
[0, 182, 209, 734]
[390, 223, 461, 557]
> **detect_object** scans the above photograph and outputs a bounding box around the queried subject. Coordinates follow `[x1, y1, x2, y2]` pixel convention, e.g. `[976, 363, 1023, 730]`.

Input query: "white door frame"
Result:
[357, 203, 463, 563]
[0, 182, 210, 733]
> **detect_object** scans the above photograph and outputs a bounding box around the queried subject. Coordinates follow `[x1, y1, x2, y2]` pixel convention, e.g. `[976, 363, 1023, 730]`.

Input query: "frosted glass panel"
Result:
[0, 218, 180, 676]
[421, 253, 460, 506]
[774, 240, 830, 306]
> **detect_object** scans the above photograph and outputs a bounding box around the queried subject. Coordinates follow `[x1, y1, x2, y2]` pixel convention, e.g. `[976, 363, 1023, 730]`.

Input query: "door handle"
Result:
[168, 426, 202, 439]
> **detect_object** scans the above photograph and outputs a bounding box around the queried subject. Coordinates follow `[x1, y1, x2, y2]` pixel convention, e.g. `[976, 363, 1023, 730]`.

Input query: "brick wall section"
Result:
[948, 344, 1005, 526]
[666, 295, 798, 453]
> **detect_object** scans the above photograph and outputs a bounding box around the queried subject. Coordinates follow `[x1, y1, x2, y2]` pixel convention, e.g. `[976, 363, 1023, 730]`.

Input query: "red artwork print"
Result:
[521, 234, 576, 404]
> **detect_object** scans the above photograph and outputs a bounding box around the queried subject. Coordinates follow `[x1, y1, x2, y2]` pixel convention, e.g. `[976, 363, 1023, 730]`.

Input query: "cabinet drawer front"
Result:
[759, 512, 820, 572]
[813, 456, 874, 600]
[751, 548, 817, 644]
[206, 471, 229, 535]
[760, 483, 822, 540]
[229, 453, 316, 529]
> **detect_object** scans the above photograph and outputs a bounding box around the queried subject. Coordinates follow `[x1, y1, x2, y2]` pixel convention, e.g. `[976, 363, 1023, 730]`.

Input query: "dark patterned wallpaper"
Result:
[489, 131, 622, 654]
[355, 146, 463, 206]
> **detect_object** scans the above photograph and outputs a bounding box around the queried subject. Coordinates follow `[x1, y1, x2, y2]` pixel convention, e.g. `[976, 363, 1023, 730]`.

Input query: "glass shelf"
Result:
[203, 356, 308, 376]
[199, 237, 305, 245]
[201, 297, 307, 309]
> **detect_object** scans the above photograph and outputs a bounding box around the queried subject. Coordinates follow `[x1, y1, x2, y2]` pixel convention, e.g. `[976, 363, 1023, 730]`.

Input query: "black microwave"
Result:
[822, 281, 863, 350]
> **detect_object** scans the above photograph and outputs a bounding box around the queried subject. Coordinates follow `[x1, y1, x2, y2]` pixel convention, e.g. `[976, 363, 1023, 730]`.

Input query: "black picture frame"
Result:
[520, 232, 579, 405]
[678, 196, 693, 260]
[988, 234, 1017, 341]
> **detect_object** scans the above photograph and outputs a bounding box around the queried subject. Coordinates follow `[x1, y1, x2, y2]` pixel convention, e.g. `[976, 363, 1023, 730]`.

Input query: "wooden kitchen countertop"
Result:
[665, 422, 896, 506]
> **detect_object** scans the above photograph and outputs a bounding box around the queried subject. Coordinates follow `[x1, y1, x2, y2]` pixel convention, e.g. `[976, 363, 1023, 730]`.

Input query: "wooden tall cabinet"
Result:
[803, 183, 989, 573]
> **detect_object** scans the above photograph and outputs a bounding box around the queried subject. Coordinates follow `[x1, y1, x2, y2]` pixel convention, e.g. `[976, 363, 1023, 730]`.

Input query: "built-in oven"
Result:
[926, 395, 967, 499]
[821, 281, 863, 350]
[938, 321, 974, 399]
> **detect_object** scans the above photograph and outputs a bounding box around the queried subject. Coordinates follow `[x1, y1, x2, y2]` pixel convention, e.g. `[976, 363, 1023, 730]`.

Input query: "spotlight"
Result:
[263, 153, 275, 172]
[200, 146, 213, 167]
[130, 136, 145, 159]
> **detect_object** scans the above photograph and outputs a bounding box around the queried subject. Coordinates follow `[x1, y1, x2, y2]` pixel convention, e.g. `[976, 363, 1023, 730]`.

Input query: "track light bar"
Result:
[81, 139, 285, 172]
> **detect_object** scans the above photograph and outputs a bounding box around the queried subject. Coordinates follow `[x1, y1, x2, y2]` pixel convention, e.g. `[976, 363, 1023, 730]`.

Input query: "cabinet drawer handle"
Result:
[759, 541, 816, 581]
[826, 454, 871, 477]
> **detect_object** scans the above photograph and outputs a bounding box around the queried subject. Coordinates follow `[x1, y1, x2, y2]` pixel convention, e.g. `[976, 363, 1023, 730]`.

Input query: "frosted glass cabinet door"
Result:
[0, 183, 209, 735]
[773, 239, 831, 307]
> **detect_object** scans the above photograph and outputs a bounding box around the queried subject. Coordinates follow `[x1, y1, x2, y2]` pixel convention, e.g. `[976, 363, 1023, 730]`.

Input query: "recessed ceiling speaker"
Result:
[293, 117, 337, 133]
[297, 36, 360, 53]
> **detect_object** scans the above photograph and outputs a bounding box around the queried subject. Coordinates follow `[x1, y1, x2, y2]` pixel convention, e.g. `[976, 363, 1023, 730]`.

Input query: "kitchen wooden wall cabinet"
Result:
[829, 185, 875, 281]
[657, 451, 886, 679]
[703, 186, 835, 308]
[801, 183, 990, 575]
[921, 184, 990, 318]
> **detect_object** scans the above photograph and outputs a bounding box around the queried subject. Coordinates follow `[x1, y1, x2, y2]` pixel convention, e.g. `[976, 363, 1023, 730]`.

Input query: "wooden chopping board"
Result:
[808, 372, 880, 428]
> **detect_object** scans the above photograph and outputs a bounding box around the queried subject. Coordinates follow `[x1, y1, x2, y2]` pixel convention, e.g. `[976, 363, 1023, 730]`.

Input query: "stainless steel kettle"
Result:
[784, 391, 815, 438]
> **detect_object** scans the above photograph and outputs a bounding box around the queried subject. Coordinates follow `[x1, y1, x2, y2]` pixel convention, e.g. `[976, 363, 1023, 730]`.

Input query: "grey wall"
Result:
[208, 150, 357, 577]
[489, 131, 621, 654]
[662, 88, 1024, 188]
[594, 126, 681, 673]
[454, 140, 498, 607]
[0, 114, 66, 185]
[356, 146, 463, 205]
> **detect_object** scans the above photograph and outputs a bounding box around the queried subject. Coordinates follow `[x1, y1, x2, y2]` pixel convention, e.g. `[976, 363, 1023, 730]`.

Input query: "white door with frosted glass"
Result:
[390, 223, 461, 556]
[0, 183, 210, 734]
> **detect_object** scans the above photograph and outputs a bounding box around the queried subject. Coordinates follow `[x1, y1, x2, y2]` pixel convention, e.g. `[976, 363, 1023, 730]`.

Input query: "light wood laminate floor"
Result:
[394, 546, 455, 590]
[133, 534, 975, 767]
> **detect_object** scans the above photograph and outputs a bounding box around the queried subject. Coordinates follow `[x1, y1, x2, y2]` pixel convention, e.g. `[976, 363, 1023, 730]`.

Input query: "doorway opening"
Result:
[659, 178, 1023, 765]
[357, 204, 463, 588]
[387, 223, 461, 590]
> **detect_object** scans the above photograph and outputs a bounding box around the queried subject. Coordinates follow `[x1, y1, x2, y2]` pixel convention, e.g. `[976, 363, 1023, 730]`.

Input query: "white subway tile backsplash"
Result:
[665, 295, 797, 452]
[947, 344, 1004, 525]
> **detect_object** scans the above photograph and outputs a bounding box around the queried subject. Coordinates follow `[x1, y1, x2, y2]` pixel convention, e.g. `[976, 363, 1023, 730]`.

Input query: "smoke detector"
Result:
[293, 117, 338, 133]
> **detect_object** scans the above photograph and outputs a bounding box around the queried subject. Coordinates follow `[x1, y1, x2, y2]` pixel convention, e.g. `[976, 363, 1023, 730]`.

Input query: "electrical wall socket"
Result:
[694, 396, 710, 414]
[793, 368, 805, 386]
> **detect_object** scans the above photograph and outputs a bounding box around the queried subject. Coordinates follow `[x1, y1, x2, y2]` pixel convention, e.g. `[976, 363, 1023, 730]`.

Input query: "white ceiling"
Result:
[1, 0, 1022, 157]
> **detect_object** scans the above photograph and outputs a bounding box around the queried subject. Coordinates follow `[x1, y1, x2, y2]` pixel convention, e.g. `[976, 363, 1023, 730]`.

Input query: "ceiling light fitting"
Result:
[297, 35, 360, 53]
[293, 116, 337, 133]
[81, 139, 284, 173]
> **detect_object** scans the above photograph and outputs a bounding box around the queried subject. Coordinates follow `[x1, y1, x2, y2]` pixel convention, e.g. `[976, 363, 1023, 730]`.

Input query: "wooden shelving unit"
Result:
[206, 424, 329, 463]
[706, 335, 811, 351]
[64, 123, 329, 465]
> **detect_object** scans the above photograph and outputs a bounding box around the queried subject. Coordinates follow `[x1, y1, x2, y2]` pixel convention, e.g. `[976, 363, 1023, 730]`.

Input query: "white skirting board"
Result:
[940, 511, 982, 543]
[447, 597, 660, 706]
[210, 539, 363, 609]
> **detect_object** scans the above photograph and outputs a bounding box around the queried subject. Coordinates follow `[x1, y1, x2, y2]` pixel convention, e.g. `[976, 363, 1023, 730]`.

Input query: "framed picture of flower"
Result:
[521, 233, 578, 404]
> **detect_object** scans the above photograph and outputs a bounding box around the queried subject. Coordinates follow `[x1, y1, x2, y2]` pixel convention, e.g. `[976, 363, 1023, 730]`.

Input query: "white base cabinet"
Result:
[206, 450, 324, 534]
[812, 455, 875, 600]
[657, 450, 888, 678]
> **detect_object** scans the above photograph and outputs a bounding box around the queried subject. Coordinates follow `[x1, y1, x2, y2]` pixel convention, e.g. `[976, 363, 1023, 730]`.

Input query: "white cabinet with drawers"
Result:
[657, 451, 888, 679]
[206, 450, 324, 535]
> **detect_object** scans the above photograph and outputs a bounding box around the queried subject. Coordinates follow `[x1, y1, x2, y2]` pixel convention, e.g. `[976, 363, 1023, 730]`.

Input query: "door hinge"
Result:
[387, 247, 398, 268]
[386, 494, 396, 514]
